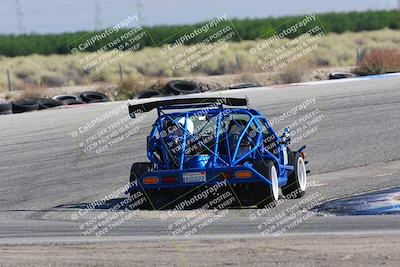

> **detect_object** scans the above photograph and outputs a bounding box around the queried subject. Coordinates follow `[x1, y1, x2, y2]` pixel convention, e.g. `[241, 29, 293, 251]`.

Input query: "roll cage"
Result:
[134, 98, 286, 173]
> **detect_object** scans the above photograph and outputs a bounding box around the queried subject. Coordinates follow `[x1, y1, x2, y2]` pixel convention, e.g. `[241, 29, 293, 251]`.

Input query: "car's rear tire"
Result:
[129, 162, 152, 210]
[281, 152, 306, 198]
[253, 160, 279, 209]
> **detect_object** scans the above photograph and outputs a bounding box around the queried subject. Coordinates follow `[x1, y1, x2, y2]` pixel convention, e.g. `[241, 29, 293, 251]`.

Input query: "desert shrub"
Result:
[235, 72, 261, 84]
[274, 60, 313, 84]
[40, 73, 66, 87]
[353, 48, 400, 75]
[148, 78, 167, 91]
[115, 76, 140, 100]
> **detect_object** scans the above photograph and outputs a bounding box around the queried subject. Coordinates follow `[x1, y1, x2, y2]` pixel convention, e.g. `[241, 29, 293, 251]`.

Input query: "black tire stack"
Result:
[0, 101, 12, 115]
[38, 99, 64, 109]
[165, 80, 200, 95]
[1, 91, 109, 115]
[52, 94, 80, 104]
[136, 90, 161, 99]
[11, 100, 40, 113]
[229, 83, 261, 90]
[133, 80, 201, 99]
[329, 72, 356, 80]
[79, 91, 109, 103]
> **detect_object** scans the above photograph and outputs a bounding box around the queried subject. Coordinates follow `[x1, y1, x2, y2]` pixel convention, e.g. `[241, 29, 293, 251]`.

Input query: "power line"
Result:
[15, 0, 26, 33]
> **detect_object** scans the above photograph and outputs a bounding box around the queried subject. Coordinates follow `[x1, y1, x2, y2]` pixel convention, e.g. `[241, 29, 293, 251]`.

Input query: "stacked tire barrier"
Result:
[38, 99, 64, 109]
[329, 72, 356, 80]
[11, 100, 40, 113]
[79, 92, 109, 103]
[0, 91, 109, 115]
[52, 94, 80, 103]
[229, 83, 261, 90]
[135, 80, 201, 99]
[0, 101, 12, 115]
[165, 80, 200, 95]
[137, 90, 161, 99]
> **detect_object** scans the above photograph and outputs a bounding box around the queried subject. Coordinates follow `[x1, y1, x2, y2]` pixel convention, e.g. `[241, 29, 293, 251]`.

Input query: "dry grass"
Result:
[115, 75, 167, 100]
[12, 84, 47, 101]
[18, 88, 43, 100]
[274, 60, 314, 84]
[0, 29, 399, 93]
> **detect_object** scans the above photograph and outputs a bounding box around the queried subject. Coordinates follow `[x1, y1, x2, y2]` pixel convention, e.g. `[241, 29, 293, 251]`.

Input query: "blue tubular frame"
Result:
[212, 109, 222, 167]
[179, 113, 189, 170]
[137, 103, 294, 190]
[231, 116, 254, 163]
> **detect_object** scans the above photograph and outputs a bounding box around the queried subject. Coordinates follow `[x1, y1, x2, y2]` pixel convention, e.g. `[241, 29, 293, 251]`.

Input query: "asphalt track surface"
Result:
[0, 76, 400, 265]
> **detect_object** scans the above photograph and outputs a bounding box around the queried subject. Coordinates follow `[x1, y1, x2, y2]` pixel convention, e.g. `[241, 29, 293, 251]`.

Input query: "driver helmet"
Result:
[177, 117, 194, 134]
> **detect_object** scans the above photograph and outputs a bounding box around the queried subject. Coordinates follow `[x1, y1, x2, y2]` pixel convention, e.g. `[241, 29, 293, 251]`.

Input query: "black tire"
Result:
[38, 99, 64, 109]
[86, 99, 108, 103]
[62, 99, 85, 105]
[129, 162, 153, 210]
[329, 72, 356, 80]
[0, 110, 12, 115]
[165, 80, 200, 95]
[0, 101, 12, 115]
[11, 100, 40, 113]
[53, 94, 80, 102]
[229, 83, 261, 90]
[129, 162, 152, 184]
[281, 152, 306, 198]
[252, 160, 279, 209]
[80, 91, 108, 103]
[137, 90, 161, 99]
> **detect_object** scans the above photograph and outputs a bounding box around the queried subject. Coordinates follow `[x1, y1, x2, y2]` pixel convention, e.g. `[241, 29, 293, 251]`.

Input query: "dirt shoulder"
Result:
[0, 233, 399, 266]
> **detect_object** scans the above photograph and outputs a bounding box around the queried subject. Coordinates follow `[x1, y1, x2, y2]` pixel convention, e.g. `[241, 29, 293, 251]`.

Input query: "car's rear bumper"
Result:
[127, 165, 274, 193]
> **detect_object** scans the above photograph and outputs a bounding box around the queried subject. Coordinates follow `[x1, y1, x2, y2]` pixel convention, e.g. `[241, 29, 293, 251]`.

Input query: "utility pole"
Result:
[95, 0, 102, 30]
[15, 0, 25, 34]
[136, 0, 144, 25]
[398, 0, 400, 29]
[7, 69, 12, 92]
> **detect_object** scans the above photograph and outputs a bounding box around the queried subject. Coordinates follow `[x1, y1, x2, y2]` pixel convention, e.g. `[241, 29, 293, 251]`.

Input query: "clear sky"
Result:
[0, 0, 397, 34]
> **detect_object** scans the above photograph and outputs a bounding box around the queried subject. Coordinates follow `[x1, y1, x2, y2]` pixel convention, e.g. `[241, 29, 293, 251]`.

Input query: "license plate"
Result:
[182, 172, 206, 183]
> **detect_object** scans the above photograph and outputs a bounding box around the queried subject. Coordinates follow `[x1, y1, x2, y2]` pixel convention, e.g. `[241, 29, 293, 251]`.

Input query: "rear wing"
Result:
[128, 97, 247, 118]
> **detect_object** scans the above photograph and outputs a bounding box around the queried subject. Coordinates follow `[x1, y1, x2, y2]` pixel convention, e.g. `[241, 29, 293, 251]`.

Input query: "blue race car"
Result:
[127, 97, 307, 209]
